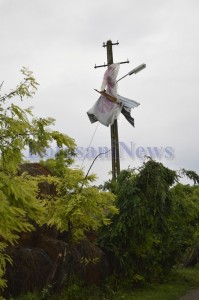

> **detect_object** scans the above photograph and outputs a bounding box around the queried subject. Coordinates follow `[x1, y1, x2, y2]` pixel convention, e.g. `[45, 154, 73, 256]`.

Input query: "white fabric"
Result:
[101, 63, 120, 99]
[87, 95, 122, 127]
[87, 63, 140, 127]
[118, 95, 140, 109]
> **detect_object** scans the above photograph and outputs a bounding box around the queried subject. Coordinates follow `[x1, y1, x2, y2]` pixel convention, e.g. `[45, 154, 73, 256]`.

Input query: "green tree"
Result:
[0, 68, 75, 289]
[0, 69, 118, 290]
[98, 159, 199, 281]
[41, 149, 118, 242]
[169, 183, 199, 261]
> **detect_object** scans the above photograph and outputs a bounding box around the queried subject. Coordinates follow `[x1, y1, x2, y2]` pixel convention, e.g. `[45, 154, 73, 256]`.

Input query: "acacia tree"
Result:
[41, 150, 118, 242]
[0, 69, 117, 291]
[0, 68, 75, 289]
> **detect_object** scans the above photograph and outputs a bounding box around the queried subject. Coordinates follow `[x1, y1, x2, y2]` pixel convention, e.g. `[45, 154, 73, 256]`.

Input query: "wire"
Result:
[80, 121, 99, 169]
[80, 149, 111, 191]
[84, 149, 111, 181]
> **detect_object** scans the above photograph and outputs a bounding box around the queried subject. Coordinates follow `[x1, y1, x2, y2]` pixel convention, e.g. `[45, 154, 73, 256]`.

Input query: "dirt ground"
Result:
[180, 288, 199, 300]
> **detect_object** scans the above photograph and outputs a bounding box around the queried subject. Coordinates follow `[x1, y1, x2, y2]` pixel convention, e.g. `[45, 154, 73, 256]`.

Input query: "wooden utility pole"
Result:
[94, 40, 129, 180]
[106, 40, 120, 180]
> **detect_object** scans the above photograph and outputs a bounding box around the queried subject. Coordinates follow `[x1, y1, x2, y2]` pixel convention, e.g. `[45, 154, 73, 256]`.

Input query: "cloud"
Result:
[0, 0, 198, 184]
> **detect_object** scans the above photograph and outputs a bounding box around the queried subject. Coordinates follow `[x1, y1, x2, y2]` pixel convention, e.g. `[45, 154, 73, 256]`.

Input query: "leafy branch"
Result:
[0, 67, 39, 103]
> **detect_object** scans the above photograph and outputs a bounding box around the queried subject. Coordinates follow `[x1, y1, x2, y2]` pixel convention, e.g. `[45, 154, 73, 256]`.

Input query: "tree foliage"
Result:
[41, 150, 118, 242]
[1, 68, 199, 291]
[0, 68, 75, 289]
[98, 159, 199, 281]
[170, 183, 199, 255]
[0, 69, 117, 290]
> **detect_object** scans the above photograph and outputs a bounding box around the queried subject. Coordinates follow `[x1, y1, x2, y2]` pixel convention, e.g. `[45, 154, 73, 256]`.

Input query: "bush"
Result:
[98, 159, 199, 281]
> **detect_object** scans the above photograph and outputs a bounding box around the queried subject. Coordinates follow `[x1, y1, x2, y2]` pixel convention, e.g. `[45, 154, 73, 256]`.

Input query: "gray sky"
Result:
[1, 0, 199, 184]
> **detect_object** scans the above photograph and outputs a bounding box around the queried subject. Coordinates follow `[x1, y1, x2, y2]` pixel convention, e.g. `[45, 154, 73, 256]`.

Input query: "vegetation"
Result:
[1, 69, 199, 299]
[98, 160, 199, 281]
[0, 69, 117, 291]
[0, 68, 74, 289]
[8, 266, 199, 299]
[41, 150, 118, 242]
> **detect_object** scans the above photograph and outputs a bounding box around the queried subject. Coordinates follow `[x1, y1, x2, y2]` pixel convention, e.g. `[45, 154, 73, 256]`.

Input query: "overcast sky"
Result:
[1, 0, 199, 184]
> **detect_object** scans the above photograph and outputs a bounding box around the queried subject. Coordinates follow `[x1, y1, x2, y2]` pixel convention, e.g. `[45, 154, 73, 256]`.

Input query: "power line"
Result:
[80, 121, 99, 169]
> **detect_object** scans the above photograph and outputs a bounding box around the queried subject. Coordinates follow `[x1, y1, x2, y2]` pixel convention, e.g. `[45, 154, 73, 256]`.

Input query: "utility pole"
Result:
[106, 40, 120, 180]
[94, 40, 129, 180]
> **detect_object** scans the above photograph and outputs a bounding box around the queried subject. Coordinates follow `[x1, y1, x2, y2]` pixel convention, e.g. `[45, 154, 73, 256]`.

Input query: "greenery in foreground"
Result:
[0, 69, 117, 290]
[8, 266, 199, 300]
[1, 69, 199, 300]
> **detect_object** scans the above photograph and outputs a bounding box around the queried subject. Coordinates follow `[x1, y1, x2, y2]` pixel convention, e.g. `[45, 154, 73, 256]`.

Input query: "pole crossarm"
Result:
[103, 40, 119, 47]
[94, 59, 129, 69]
